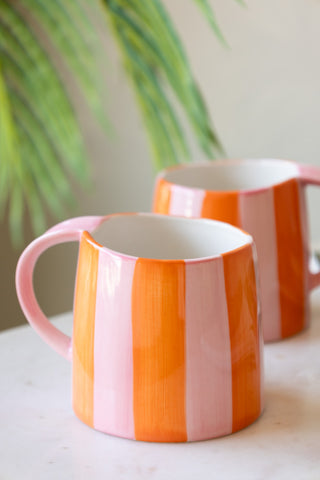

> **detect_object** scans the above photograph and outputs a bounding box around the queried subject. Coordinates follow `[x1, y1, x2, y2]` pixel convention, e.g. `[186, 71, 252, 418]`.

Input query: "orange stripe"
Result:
[152, 178, 172, 214]
[201, 191, 239, 226]
[222, 245, 261, 433]
[72, 232, 99, 427]
[273, 179, 305, 338]
[132, 259, 187, 442]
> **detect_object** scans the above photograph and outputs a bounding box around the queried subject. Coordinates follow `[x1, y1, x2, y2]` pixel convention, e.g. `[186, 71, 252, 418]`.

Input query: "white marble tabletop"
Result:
[1, 293, 320, 480]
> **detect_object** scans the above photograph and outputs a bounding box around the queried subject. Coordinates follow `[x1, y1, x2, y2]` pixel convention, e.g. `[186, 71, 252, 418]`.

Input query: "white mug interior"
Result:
[162, 159, 299, 192]
[92, 214, 251, 260]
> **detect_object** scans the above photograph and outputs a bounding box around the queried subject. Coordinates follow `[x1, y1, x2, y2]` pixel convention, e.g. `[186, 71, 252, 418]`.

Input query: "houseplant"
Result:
[0, 0, 240, 244]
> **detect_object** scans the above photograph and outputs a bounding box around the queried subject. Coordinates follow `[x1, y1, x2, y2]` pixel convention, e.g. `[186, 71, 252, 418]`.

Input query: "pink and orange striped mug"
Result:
[153, 158, 320, 343]
[16, 213, 263, 442]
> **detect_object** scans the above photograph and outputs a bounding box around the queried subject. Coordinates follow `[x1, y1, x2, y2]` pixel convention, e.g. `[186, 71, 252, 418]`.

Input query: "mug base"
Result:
[72, 406, 264, 443]
[264, 322, 310, 343]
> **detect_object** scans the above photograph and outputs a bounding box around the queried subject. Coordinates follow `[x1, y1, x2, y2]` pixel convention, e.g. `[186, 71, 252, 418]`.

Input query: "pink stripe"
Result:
[297, 182, 310, 328]
[169, 185, 205, 217]
[239, 189, 281, 342]
[185, 258, 233, 441]
[93, 253, 136, 439]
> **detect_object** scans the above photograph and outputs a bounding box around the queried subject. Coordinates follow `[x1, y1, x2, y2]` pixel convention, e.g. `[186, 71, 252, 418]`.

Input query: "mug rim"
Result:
[157, 158, 300, 195]
[82, 212, 253, 264]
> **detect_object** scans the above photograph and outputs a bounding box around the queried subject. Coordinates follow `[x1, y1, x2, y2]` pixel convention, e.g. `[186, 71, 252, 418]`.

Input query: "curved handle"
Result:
[15, 216, 106, 360]
[298, 164, 320, 290]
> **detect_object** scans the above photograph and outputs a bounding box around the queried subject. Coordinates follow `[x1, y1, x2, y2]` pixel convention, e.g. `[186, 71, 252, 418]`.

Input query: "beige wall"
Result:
[2, 0, 320, 330]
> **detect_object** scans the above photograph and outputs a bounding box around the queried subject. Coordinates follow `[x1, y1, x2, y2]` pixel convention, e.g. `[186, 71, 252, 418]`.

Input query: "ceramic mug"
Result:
[16, 213, 263, 442]
[153, 158, 320, 342]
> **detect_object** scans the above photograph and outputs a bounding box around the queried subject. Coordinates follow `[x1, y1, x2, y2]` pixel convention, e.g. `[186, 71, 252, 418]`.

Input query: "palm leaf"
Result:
[0, 0, 240, 244]
[193, 0, 228, 46]
[103, 0, 224, 167]
[0, 60, 15, 213]
[0, 59, 24, 238]
[22, 0, 109, 130]
[106, 2, 189, 167]
[0, 0, 106, 242]
[193, 0, 245, 38]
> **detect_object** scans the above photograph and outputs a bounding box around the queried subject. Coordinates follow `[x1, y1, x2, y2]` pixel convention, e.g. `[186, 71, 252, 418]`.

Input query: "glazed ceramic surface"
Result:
[16, 213, 263, 442]
[153, 159, 320, 342]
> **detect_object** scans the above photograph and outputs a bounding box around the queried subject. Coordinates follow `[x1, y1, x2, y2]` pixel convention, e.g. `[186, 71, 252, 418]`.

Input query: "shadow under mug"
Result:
[16, 213, 263, 442]
[153, 159, 320, 342]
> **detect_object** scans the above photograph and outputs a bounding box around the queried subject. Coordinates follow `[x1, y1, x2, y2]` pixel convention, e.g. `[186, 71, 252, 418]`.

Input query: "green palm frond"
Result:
[0, 0, 106, 243]
[193, 0, 228, 46]
[103, 0, 224, 169]
[24, 0, 109, 130]
[194, 0, 246, 37]
[0, 59, 23, 234]
[0, 0, 242, 244]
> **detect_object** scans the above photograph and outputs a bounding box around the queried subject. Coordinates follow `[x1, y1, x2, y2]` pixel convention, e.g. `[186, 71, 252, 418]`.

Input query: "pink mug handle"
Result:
[298, 165, 320, 290]
[15, 216, 105, 361]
